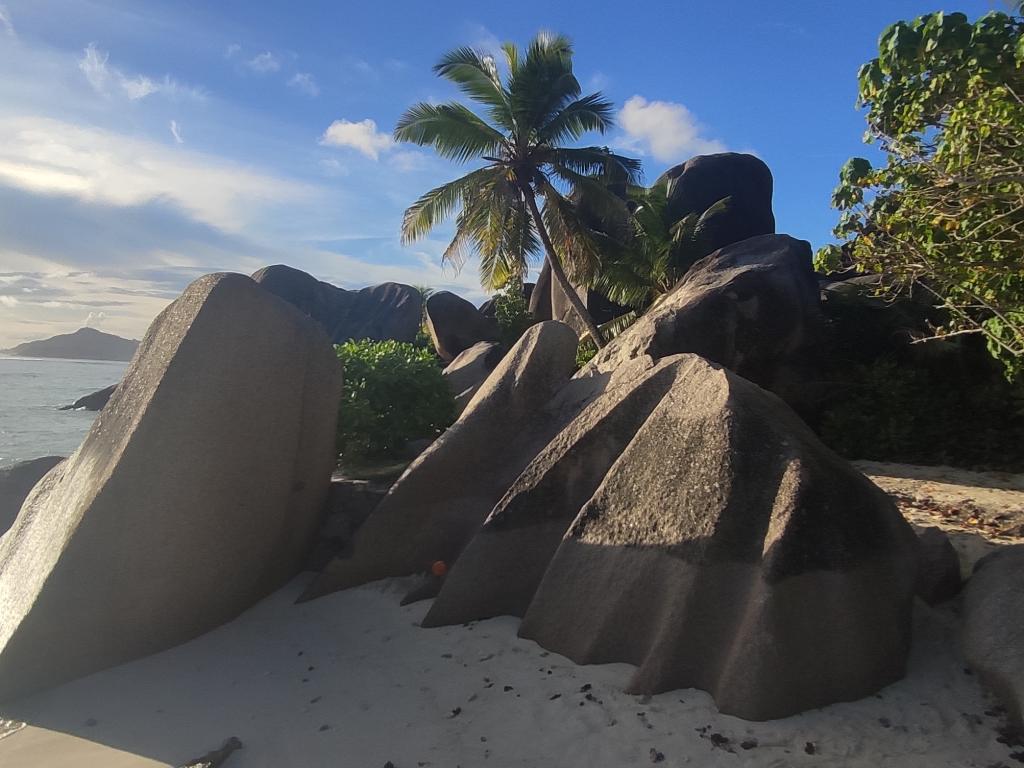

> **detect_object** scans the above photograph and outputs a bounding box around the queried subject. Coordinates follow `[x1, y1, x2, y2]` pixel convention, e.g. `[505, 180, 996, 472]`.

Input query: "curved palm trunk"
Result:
[522, 190, 607, 348]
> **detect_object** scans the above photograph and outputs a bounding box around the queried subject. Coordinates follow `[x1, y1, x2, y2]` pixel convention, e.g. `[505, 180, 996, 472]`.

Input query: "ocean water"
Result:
[0, 356, 127, 468]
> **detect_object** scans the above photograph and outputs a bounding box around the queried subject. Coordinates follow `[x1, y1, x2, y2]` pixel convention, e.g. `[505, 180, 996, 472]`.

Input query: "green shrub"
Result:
[818, 357, 1024, 471]
[575, 339, 598, 369]
[494, 283, 535, 348]
[335, 339, 456, 461]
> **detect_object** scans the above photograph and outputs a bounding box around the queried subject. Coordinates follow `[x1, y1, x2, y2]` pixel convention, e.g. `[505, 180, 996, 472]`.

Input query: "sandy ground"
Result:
[3, 461, 1024, 767]
[857, 461, 1024, 574]
[0, 574, 1019, 768]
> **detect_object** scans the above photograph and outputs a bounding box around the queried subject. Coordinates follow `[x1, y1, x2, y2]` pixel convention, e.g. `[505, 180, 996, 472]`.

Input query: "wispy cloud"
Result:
[320, 118, 393, 160]
[78, 43, 204, 101]
[246, 51, 280, 74]
[169, 120, 184, 144]
[587, 72, 610, 91]
[616, 95, 726, 163]
[466, 23, 501, 56]
[0, 116, 311, 233]
[288, 72, 319, 97]
[0, 4, 14, 37]
[388, 150, 431, 173]
[224, 43, 240, 59]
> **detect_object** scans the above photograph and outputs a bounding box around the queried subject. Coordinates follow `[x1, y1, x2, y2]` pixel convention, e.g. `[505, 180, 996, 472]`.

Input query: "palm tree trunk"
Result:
[522, 189, 607, 348]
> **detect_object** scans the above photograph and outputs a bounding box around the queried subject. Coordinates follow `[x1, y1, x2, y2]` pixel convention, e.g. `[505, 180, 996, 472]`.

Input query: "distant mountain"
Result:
[2, 327, 139, 362]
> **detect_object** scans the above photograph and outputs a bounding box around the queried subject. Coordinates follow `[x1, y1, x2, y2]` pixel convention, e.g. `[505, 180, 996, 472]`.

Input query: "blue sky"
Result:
[0, 0, 1008, 345]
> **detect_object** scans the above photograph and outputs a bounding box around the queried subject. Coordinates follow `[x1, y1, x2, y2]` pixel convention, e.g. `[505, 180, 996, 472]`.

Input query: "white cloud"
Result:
[78, 43, 110, 92]
[0, 295, 18, 307]
[388, 150, 430, 173]
[0, 4, 14, 36]
[288, 72, 319, 97]
[120, 75, 159, 100]
[320, 118, 392, 160]
[169, 120, 184, 144]
[0, 116, 311, 232]
[84, 310, 107, 328]
[224, 43, 240, 59]
[617, 95, 727, 163]
[78, 43, 203, 101]
[246, 52, 280, 74]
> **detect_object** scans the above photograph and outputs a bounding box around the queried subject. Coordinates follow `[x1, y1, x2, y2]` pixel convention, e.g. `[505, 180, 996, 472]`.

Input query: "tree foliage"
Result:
[818, 11, 1024, 380]
[492, 282, 535, 347]
[591, 184, 730, 309]
[335, 340, 456, 460]
[395, 33, 641, 346]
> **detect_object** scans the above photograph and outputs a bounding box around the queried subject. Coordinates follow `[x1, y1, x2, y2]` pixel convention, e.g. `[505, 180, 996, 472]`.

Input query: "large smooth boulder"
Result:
[0, 273, 341, 701]
[914, 527, 962, 605]
[0, 457, 64, 538]
[421, 354, 917, 720]
[587, 233, 820, 409]
[307, 320, 918, 720]
[58, 383, 117, 411]
[962, 545, 1024, 731]
[528, 261, 631, 335]
[656, 152, 775, 252]
[425, 291, 501, 362]
[442, 341, 505, 414]
[301, 321, 579, 601]
[252, 264, 422, 343]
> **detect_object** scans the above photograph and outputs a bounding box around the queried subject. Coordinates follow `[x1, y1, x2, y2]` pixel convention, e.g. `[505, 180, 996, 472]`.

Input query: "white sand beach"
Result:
[0, 574, 1016, 768]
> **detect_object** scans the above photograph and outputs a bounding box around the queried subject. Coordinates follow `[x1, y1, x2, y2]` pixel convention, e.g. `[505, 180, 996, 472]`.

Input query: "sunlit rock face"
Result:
[0, 272, 341, 702]
[308, 272, 916, 720]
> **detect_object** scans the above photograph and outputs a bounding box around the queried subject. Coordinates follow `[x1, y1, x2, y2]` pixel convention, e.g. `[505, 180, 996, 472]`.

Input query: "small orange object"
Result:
[431, 560, 448, 577]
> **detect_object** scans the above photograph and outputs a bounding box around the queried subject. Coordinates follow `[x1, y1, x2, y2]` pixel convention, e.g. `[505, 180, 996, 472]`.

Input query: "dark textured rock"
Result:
[425, 291, 501, 362]
[962, 545, 1024, 732]
[0, 273, 341, 702]
[528, 261, 631, 336]
[300, 321, 579, 601]
[0, 456, 64, 538]
[252, 264, 422, 343]
[528, 261, 554, 321]
[587, 233, 820, 409]
[443, 342, 505, 414]
[420, 354, 917, 720]
[656, 152, 775, 252]
[305, 478, 389, 571]
[549, 280, 632, 338]
[914, 527, 962, 605]
[59, 384, 118, 412]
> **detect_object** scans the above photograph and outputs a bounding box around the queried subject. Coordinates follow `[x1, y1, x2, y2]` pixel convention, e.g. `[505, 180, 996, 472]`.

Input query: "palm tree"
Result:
[592, 184, 731, 310]
[395, 33, 641, 347]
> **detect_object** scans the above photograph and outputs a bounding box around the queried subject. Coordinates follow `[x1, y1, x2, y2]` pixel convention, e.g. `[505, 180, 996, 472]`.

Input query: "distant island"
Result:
[1, 327, 139, 362]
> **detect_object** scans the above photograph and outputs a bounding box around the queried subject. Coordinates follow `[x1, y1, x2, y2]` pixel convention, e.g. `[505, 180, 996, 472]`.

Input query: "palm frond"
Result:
[538, 93, 616, 143]
[538, 177, 616, 284]
[500, 42, 519, 76]
[394, 102, 506, 162]
[548, 164, 631, 227]
[433, 47, 515, 132]
[508, 33, 581, 136]
[547, 147, 643, 185]
[400, 166, 501, 243]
